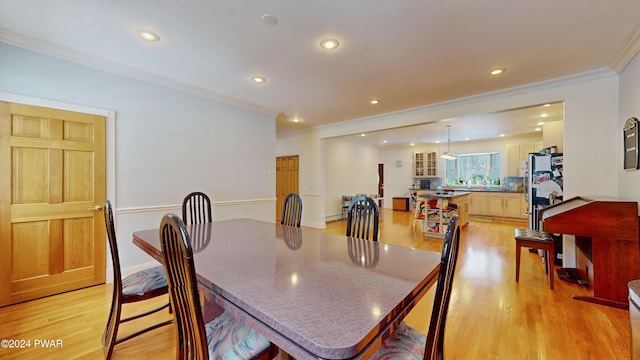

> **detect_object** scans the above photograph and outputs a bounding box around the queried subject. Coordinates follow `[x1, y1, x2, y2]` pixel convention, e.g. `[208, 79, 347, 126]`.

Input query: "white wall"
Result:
[619, 52, 640, 200]
[324, 138, 379, 220]
[543, 121, 564, 152]
[379, 148, 418, 202]
[0, 43, 277, 269]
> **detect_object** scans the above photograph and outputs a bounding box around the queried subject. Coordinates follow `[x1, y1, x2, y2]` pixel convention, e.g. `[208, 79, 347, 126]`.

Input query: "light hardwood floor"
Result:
[0, 209, 631, 359]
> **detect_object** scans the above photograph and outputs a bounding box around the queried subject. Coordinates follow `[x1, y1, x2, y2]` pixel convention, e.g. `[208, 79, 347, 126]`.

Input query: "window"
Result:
[444, 152, 501, 185]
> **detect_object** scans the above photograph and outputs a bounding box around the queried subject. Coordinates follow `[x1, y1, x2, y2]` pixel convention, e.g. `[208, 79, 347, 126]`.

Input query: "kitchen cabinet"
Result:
[457, 193, 469, 226]
[414, 152, 425, 177]
[413, 151, 437, 177]
[469, 192, 488, 215]
[487, 197, 505, 217]
[469, 192, 527, 220]
[425, 151, 437, 177]
[504, 193, 524, 218]
[520, 194, 529, 220]
[506, 142, 543, 176]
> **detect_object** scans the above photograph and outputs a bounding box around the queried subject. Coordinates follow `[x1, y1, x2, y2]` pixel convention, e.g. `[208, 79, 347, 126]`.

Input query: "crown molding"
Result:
[610, 24, 640, 73]
[0, 29, 279, 117]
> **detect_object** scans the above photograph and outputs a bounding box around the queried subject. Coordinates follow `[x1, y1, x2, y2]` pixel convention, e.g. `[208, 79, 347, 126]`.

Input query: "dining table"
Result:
[132, 218, 441, 360]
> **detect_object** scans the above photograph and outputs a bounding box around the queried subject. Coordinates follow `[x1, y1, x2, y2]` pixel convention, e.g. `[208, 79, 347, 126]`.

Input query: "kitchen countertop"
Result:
[419, 191, 471, 199]
[412, 187, 523, 193]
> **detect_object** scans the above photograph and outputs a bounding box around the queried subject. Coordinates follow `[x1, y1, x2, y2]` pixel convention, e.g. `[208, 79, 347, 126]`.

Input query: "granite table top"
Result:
[133, 218, 441, 360]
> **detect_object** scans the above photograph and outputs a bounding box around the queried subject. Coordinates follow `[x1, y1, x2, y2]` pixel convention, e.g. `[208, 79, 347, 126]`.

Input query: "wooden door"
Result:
[275, 156, 299, 223]
[0, 102, 106, 307]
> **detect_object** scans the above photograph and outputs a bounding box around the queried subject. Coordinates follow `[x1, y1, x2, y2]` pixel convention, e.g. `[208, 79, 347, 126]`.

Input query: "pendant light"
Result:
[441, 125, 457, 160]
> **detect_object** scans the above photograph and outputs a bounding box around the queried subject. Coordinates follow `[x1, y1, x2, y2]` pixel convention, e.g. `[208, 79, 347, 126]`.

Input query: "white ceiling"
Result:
[1, 1, 639, 141]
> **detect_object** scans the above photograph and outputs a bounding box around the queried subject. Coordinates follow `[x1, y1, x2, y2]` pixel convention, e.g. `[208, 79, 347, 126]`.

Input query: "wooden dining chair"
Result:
[346, 195, 380, 241]
[370, 214, 461, 360]
[182, 191, 212, 225]
[281, 192, 303, 227]
[159, 213, 277, 360]
[103, 200, 173, 360]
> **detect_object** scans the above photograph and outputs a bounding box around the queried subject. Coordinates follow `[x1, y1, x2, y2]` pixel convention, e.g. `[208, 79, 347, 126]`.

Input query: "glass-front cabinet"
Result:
[413, 151, 437, 177]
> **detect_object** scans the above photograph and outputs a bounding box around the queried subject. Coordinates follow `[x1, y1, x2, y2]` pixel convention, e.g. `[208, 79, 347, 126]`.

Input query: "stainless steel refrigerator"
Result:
[524, 152, 563, 230]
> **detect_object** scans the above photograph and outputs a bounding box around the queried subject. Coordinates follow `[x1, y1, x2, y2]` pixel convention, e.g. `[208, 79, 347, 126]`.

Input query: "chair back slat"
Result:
[281, 193, 303, 227]
[346, 196, 379, 241]
[182, 192, 212, 225]
[160, 214, 209, 360]
[424, 214, 461, 360]
[103, 200, 123, 354]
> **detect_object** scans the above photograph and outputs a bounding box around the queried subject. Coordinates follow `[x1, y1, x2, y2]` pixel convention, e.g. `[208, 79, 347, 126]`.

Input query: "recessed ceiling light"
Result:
[490, 68, 505, 76]
[464, 137, 470, 141]
[436, 141, 441, 144]
[383, 140, 388, 143]
[360, 133, 366, 137]
[537, 121, 545, 126]
[320, 38, 340, 50]
[543, 104, 551, 107]
[140, 30, 160, 42]
[535, 127, 542, 131]
[540, 113, 549, 118]
[291, 117, 300, 123]
[499, 133, 506, 137]
[410, 142, 415, 146]
[252, 76, 266, 84]
[370, 99, 379, 105]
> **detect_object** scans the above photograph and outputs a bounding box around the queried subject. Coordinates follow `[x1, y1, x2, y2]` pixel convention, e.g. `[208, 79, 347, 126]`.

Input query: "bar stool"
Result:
[515, 228, 555, 289]
[412, 200, 425, 229]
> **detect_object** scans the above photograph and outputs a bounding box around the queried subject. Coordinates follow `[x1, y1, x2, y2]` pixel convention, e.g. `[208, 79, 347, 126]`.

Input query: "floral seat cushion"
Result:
[122, 265, 168, 296]
[206, 311, 271, 360]
[370, 321, 425, 360]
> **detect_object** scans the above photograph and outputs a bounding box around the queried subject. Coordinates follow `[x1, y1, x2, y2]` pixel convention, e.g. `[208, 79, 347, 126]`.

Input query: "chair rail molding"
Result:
[116, 198, 277, 214]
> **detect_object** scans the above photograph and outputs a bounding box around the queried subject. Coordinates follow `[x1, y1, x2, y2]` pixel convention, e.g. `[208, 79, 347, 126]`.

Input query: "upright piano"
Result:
[540, 196, 640, 309]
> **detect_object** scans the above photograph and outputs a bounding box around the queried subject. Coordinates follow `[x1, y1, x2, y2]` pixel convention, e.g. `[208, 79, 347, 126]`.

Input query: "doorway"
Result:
[378, 163, 384, 209]
[0, 102, 106, 306]
[276, 155, 299, 223]
[378, 163, 384, 198]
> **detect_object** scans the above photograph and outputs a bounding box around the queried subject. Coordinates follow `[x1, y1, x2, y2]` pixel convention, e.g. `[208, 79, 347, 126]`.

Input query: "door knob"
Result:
[88, 205, 103, 211]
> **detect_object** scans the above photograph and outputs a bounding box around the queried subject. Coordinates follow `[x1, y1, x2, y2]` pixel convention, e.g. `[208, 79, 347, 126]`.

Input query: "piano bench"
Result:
[515, 228, 555, 289]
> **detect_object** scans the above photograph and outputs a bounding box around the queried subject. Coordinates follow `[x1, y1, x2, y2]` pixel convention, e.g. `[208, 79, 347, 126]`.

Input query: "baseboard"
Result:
[324, 214, 344, 223]
[302, 220, 327, 229]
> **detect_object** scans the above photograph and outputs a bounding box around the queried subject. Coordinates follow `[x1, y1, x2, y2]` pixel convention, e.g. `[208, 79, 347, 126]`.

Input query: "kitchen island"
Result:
[440, 186, 528, 221]
[418, 191, 470, 238]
